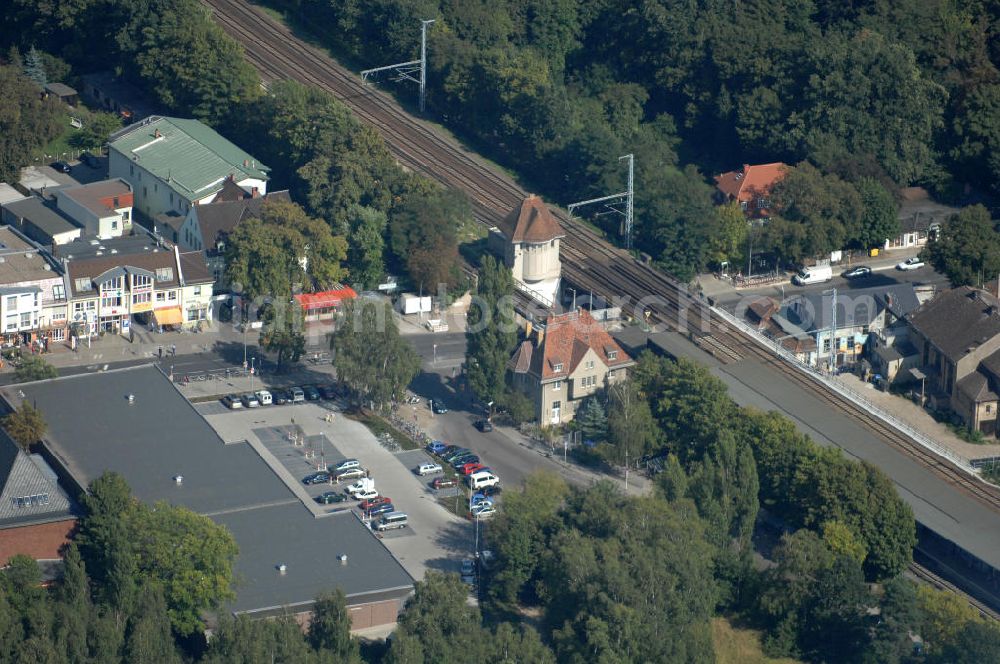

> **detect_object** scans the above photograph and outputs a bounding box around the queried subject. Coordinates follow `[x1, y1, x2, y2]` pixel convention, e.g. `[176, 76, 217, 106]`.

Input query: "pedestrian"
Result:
[171, 344, 176, 357]
[158, 346, 163, 359]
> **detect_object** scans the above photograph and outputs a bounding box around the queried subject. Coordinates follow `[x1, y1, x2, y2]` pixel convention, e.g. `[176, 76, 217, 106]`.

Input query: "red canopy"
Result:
[294, 287, 357, 311]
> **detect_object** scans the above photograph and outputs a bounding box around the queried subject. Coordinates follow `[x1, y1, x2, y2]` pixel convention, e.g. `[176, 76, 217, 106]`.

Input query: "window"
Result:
[186, 307, 207, 322]
[132, 274, 152, 289]
[6, 296, 16, 311]
[986, 405, 992, 414]
[52, 284, 65, 301]
[192, 286, 201, 296]
[19, 312, 30, 328]
[111, 220, 118, 230]
[132, 292, 151, 306]
[170, 192, 173, 205]
[5, 315, 16, 332]
[122, 210, 130, 222]
[552, 380, 561, 392]
[11, 493, 49, 509]
[585, 360, 594, 369]
[130, 164, 134, 176]
[155, 292, 165, 303]
[75, 278, 92, 292]
[50, 328, 65, 341]
[101, 276, 123, 291]
[607, 350, 618, 360]
[822, 339, 831, 353]
[113, 196, 119, 207]
[52, 310, 66, 321]
[73, 302, 84, 314]
[156, 267, 173, 282]
[553, 363, 564, 373]
[168, 291, 177, 301]
[101, 293, 122, 308]
[581, 375, 597, 388]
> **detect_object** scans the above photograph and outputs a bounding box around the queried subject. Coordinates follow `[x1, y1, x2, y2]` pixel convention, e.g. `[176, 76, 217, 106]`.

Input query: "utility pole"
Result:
[361, 19, 435, 113]
[823, 288, 837, 373]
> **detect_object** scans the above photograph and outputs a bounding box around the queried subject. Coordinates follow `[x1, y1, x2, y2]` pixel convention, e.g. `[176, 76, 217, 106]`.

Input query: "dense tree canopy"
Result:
[0, 65, 63, 182]
[466, 254, 517, 407]
[925, 204, 1000, 287]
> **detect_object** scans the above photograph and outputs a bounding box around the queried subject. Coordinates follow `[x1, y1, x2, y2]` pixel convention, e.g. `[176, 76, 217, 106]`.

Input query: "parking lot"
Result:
[196, 398, 473, 581]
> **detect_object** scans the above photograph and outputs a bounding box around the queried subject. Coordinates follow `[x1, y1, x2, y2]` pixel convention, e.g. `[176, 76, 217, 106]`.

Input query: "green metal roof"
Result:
[109, 116, 269, 203]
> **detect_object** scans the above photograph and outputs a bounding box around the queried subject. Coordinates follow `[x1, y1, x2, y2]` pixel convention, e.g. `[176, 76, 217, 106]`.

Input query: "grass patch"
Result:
[343, 408, 420, 451]
[711, 618, 801, 664]
[37, 120, 86, 163]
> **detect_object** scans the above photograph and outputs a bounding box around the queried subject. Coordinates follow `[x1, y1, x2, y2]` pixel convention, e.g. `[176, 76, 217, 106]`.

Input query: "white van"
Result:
[376, 512, 408, 531]
[468, 472, 500, 490]
[255, 390, 272, 406]
[792, 264, 833, 286]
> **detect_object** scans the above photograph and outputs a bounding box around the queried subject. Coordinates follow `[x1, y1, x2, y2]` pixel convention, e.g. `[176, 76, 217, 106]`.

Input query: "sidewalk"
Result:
[835, 373, 1000, 460]
[696, 247, 921, 304]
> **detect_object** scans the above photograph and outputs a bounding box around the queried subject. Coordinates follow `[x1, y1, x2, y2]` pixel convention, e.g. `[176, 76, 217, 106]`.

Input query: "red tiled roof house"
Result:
[714, 162, 788, 219]
[507, 309, 635, 425]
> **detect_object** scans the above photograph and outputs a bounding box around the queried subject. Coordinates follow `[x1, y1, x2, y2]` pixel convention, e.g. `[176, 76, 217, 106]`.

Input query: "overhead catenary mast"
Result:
[361, 19, 435, 113]
[568, 154, 635, 249]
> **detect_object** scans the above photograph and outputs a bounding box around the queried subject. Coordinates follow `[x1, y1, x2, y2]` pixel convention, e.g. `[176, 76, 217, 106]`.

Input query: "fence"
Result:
[709, 300, 978, 476]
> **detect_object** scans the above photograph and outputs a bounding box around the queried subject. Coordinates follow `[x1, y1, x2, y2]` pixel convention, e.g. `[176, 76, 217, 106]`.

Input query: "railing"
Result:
[710, 302, 977, 475]
[513, 279, 554, 308]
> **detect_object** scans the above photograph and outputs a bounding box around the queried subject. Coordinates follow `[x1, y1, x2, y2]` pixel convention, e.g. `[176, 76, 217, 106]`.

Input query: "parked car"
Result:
[50, 160, 72, 173]
[366, 502, 395, 517]
[272, 389, 290, 405]
[255, 390, 273, 406]
[897, 256, 925, 271]
[302, 385, 321, 401]
[303, 472, 331, 485]
[241, 393, 260, 408]
[470, 493, 493, 507]
[359, 496, 391, 512]
[415, 462, 443, 476]
[451, 454, 480, 469]
[333, 458, 360, 473]
[221, 394, 242, 409]
[461, 573, 477, 588]
[290, 387, 306, 403]
[440, 445, 463, 458]
[459, 462, 487, 476]
[478, 485, 503, 498]
[80, 151, 102, 168]
[375, 512, 408, 531]
[353, 488, 379, 502]
[346, 478, 375, 495]
[315, 491, 348, 505]
[432, 477, 457, 490]
[319, 384, 338, 400]
[468, 472, 500, 490]
[471, 503, 496, 519]
[474, 419, 494, 432]
[334, 468, 366, 482]
[444, 449, 472, 464]
[460, 559, 476, 576]
[479, 549, 495, 570]
[426, 441, 448, 455]
[431, 400, 448, 414]
[842, 265, 872, 279]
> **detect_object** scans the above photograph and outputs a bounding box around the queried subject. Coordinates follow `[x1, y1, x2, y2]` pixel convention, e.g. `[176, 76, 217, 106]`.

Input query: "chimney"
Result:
[535, 327, 544, 346]
[251, 186, 260, 198]
[154, 128, 161, 138]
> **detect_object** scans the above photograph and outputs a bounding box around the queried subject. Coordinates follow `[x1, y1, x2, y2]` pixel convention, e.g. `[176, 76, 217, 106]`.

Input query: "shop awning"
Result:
[153, 307, 183, 326]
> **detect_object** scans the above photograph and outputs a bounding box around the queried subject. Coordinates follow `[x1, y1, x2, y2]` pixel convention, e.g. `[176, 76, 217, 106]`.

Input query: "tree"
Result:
[123, 582, 181, 664]
[331, 299, 421, 408]
[706, 202, 748, 266]
[259, 301, 306, 369]
[22, 46, 46, 86]
[346, 205, 387, 289]
[854, 177, 900, 250]
[0, 65, 63, 182]
[868, 576, 921, 664]
[307, 590, 359, 662]
[933, 620, 1000, 664]
[917, 584, 984, 656]
[225, 199, 348, 299]
[14, 356, 57, 383]
[68, 111, 122, 151]
[389, 189, 466, 290]
[572, 397, 607, 443]
[466, 255, 517, 406]
[2, 402, 47, 450]
[926, 205, 1000, 287]
[605, 379, 659, 466]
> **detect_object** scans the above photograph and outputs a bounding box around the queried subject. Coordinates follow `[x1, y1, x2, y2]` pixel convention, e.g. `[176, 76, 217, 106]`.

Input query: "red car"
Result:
[359, 496, 391, 512]
[432, 477, 457, 489]
[459, 462, 487, 476]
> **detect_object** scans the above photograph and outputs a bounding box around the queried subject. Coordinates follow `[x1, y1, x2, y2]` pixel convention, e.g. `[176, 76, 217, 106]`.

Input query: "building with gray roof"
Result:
[7, 365, 414, 626]
[2, 195, 82, 246]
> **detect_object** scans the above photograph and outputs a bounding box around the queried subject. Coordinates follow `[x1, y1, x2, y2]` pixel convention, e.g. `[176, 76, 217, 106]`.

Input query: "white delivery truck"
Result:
[792, 264, 833, 286]
[398, 294, 432, 315]
[468, 471, 500, 490]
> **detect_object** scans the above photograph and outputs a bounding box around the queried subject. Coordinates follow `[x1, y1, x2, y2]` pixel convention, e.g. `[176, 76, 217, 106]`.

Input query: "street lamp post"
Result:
[433, 343, 437, 364]
[250, 357, 256, 393]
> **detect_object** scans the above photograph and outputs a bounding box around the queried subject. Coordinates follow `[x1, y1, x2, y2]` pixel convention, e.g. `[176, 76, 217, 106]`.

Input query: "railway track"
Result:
[203, 0, 1000, 515]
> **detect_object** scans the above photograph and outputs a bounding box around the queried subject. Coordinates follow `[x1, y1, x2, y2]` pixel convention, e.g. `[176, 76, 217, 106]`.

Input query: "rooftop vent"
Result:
[0, 257, 6, 264]
[173, 475, 183, 485]
[127, 394, 135, 404]
[23, 252, 32, 259]
[277, 564, 287, 574]
[337, 554, 348, 565]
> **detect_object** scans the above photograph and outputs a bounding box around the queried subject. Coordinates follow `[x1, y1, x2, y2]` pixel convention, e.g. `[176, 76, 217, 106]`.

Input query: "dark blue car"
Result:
[426, 440, 448, 455]
[366, 502, 395, 517]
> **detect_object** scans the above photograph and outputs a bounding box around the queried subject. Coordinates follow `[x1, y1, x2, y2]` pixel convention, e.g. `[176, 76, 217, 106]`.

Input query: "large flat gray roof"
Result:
[8, 365, 413, 614]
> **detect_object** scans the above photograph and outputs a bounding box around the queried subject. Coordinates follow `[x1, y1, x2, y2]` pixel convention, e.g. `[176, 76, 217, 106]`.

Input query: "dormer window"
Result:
[75, 278, 92, 292]
[607, 351, 618, 361]
[553, 363, 563, 373]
